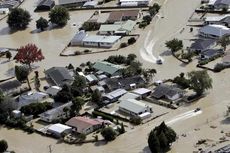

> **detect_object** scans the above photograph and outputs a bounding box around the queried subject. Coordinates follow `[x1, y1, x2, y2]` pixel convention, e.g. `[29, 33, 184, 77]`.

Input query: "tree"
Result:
[187, 70, 213, 96]
[72, 75, 87, 89]
[6, 51, 12, 61]
[63, 106, 70, 118]
[218, 35, 230, 51]
[34, 71, 41, 91]
[54, 85, 72, 103]
[148, 122, 177, 153]
[127, 54, 137, 62]
[49, 6, 70, 27]
[70, 97, 84, 116]
[15, 65, 31, 89]
[7, 8, 31, 30]
[143, 15, 152, 23]
[0, 139, 8, 152]
[92, 89, 102, 106]
[119, 122, 125, 134]
[149, 3, 161, 16]
[36, 17, 48, 31]
[165, 38, 183, 53]
[101, 127, 117, 141]
[128, 37, 136, 45]
[15, 44, 44, 69]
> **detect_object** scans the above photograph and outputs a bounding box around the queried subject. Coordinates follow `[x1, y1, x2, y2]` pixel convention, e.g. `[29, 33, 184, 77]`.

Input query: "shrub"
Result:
[130, 116, 141, 125]
[139, 21, 149, 28]
[101, 127, 117, 141]
[92, 111, 114, 122]
[0, 140, 8, 152]
[74, 51, 82, 55]
[128, 37, 136, 45]
[143, 15, 152, 23]
[84, 49, 91, 53]
[49, 6, 70, 27]
[120, 42, 128, 48]
[80, 22, 100, 31]
[20, 102, 52, 116]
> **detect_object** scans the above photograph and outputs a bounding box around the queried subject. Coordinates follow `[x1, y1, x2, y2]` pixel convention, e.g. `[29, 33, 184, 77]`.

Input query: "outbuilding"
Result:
[47, 123, 72, 138]
[35, 0, 55, 11]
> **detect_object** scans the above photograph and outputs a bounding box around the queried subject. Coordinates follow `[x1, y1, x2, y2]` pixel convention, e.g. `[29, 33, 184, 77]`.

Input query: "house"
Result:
[85, 74, 98, 84]
[0, 8, 9, 14]
[152, 84, 185, 102]
[107, 10, 140, 23]
[58, 0, 92, 7]
[200, 49, 224, 60]
[199, 24, 230, 38]
[0, 0, 20, 9]
[0, 80, 22, 95]
[132, 88, 151, 98]
[119, 99, 152, 118]
[104, 76, 146, 91]
[90, 85, 105, 93]
[83, 1, 97, 8]
[39, 102, 72, 122]
[65, 116, 102, 134]
[93, 61, 125, 76]
[204, 15, 230, 27]
[102, 89, 127, 104]
[35, 0, 55, 11]
[45, 67, 74, 87]
[47, 123, 72, 138]
[45, 86, 62, 96]
[189, 39, 216, 52]
[17, 91, 49, 108]
[213, 0, 230, 9]
[82, 35, 121, 48]
[70, 30, 88, 46]
[119, 92, 140, 101]
[119, 0, 149, 6]
[99, 20, 136, 35]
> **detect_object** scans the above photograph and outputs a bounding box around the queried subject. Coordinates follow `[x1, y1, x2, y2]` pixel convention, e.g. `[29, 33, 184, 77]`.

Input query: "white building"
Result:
[199, 24, 230, 38]
[119, 99, 152, 117]
[82, 35, 121, 48]
[132, 88, 151, 99]
[119, 0, 149, 6]
[0, 8, 9, 14]
[47, 123, 72, 137]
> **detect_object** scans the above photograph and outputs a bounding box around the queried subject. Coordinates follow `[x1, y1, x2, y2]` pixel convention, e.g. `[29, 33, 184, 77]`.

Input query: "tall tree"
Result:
[15, 44, 44, 69]
[187, 70, 213, 96]
[7, 8, 31, 30]
[0, 139, 8, 153]
[218, 35, 230, 51]
[165, 38, 183, 53]
[36, 17, 49, 31]
[72, 75, 87, 89]
[92, 89, 102, 106]
[34, 71, 41, 91]
[15, 65, 31, 89]
[148, 131, 160, 153]
[70, 96, 84, 116]
[49, 6, 70, 27]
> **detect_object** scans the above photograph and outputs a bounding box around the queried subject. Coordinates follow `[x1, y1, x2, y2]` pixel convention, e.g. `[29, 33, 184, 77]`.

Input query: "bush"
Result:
[101, 127, 117, 141]
[143, 15, 152, 23]
[120, 42, 128, 48]
[214, 63, 225, 72]
[74, 51, 82, 55]
[0, 140, 8, 152]
[49, 6, 70, 27]
[139, 21, 149, 28]
[80, 22, 100, 31]
[20, 102, 52, 116]
[84, 49, 91, 53]
[130, 116, 141, 125]
[92, 111, 114, 122]
[128, 37, 136, 45]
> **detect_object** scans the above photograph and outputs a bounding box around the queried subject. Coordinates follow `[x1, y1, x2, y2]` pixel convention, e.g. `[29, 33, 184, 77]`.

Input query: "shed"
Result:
[132, 88, 151, 98]
[47, 123, 72, 137]
[70, 30, 88, 46]
[36, 0, 55, 11]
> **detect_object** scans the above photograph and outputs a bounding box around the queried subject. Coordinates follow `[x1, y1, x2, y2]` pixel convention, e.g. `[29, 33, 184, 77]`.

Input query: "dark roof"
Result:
[152, 84, 184, 99]
[200, 49, 224, 57]
[0, 80, 21, 92]
[105, 76, 145, 91]
[214, 0, 230, 5]
[190, 39, 216, 51]
[221, 16, 230, 24]
[107, 10, 139, 22]
[45, 67, 73, 86]
[37, 0, 54, 7]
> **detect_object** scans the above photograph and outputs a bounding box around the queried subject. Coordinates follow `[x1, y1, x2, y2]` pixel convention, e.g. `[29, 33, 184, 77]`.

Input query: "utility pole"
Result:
[48, 145, 53, 153]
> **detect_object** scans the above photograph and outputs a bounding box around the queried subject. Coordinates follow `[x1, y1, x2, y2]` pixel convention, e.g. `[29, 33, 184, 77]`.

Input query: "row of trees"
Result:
[7, 6, 70, 30]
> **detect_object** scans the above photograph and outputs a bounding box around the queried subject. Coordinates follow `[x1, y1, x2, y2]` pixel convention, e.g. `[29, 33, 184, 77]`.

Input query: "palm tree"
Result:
[218, 36, 230, 51]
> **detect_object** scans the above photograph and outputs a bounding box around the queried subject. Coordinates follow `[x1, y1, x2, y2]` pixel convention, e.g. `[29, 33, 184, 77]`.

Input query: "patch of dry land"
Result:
[1, 0, 230, 152]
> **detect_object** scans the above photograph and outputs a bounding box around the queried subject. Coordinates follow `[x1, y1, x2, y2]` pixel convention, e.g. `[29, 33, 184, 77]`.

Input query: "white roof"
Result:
[120, 0, 148, 2]
[83, 35, 121, 43]
[208, 0, 217, 5]
[132, 88, 151, 95]
[205, 15, 230, 22]
[48, 123, 72, 133]
[104, 89, 127, 99]
[59, 0, 89, 5]
[199, 24, 230, 37]
[119, 99, 150, 114]
[119, 92, 140, 101]
[121, 2, 138, 6]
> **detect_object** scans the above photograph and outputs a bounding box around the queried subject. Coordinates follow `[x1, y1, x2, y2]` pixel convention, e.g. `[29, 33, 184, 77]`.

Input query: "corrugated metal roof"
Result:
[93, 61, 124, 75]
[119, 99, 148, 114]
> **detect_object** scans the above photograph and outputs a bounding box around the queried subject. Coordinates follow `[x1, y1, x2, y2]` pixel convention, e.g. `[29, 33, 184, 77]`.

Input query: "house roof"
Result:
[120, 20, 136, 31]
[59, 0, 88, 5]
[37, 0, 54, 7]
[120, 0, 148, 2]
[83, 35, 121, 43]
[205, 15, 229, 22]
[45, 67, 73, 86]
[71, 30, 87, 44]
[19, 91, 48, 102]
[190, 39, 216, 51]
[214, 0, 230, 5]
[93, 61, 124, 75]
[199, 25, 230, 37]
[65, 116, 101, 133]
[83, 1, 97, 7]
[99, 24, 121, 32]
[0, 80, 21, 92]
[107, 10, 139, 22]
[201, 49, 223, 57]
[103, 88, 127, 100]
[132, 88, 151, 95]
[152, 84, 184, 99]
[119, 92, 140, 101]
[48, 123, 72, 133]
[85, 74, 98, 82]
[119, 99, 150, 114]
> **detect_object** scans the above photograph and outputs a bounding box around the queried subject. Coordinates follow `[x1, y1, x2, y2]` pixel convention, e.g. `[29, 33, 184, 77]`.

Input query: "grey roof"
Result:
[221, 16, 230, 24]
[59, 0, 89, 5]
[40, 102, 72, 117]
[152, 84, 184, 99]
[103, 89, 127, 100]
[200, 49, 224, 57]
[0, 80, 21, 92]
[93, 61, 124, 75]
[119, 99, 148, 114]
[190, 39, 216, 51]
[45, 67, 73, 86]
[37, 0, 54, 7]
[214, 144, 230, 153]
[71, 30, 87, 45]
[214, 0, 230, 5]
